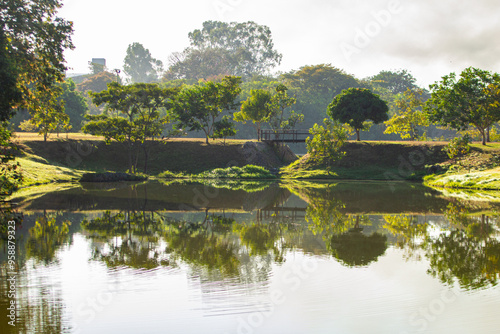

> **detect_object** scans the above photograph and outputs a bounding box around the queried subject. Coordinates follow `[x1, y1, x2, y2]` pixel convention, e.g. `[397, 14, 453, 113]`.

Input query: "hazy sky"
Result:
[60, 0, 500, 87]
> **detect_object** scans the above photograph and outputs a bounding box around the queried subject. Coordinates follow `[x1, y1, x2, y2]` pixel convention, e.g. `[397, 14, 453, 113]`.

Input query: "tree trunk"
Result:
[143, 143, 149, 174]
[356, 129, 360, 141]
[487, 126, 490, 142]
[482, 128, 486, 145]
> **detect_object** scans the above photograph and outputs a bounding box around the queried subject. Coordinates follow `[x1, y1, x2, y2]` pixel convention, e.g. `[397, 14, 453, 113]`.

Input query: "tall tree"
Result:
[168, 21, 282, 80]
[172, 76, 242, 144]
[83, 82, 178, 173]
[234, 89, 273, 136]
[76, 71, 119, 93]
[165, 48, 236, 81]
[59, 79, 88, 131]
[384, 88, 429, 140]
[425, 67, 500, 145]
[1, 0, 73, 114]
[328, 88, 389, 141]
[19, 87, 70, 142]
[280, 64, 366, 130]
[123, 42, 164, 83]
[267, 84, 302, 131]
[370, 69, 418, 95]
[0, 27, 22, 121]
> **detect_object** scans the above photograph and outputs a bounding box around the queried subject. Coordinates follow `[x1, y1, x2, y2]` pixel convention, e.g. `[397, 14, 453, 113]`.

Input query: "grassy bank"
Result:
[424, 143, 500, 191]
[281, 141, 450, 180]
[9, 133, 500, 192]
[9, 133, 290, 190]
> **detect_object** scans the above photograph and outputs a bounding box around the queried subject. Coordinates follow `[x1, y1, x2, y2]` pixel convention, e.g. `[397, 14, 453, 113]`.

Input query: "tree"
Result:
[59, 79, 88, 131]
[76, 71, 119, 93]
[83, 82, 178, 173]
[168, 21, 282, 79]
[234, 89, 273, 136]
[384, 88, 429, 140]
[1, 0, 73, 114]
[327, 88, 389, 141]
[212, 115, 237, 145]
[165, 48, 236, 81]
[0, 27, 22, 121]
[267, 84, 301, 131]
[425, 67, 500, 145]
[370, 69, 418, 95]
[282, 64, 363, 107]
[19, 87, 70, 142]
[123, 42, 164, 83]
[281, 64, 366, 130]
[306, 118, 349, 169]
[172, 76, 242, 144]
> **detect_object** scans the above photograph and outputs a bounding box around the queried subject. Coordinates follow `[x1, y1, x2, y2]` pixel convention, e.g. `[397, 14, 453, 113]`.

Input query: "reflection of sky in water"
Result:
[1, 181, 500, 333]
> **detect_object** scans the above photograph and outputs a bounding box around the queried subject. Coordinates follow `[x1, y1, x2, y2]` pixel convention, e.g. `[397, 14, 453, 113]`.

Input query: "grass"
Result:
[16, 156, 84, 186]
[424, 167, 500, 191]
[159, 165, 277, 180]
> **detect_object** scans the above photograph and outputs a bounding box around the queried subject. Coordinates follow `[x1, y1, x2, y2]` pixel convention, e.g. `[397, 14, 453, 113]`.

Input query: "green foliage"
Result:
[0, 126, 22, 196]
[327, 88, 389, 141]
[445, 135, 471, 159]
[281, 64, 366, 132]
[234, 89, 273, 135]
[1, 0, 73, 116]
[59, 79, 88, 131]
[165, 48, 237, 81]
[212, 115, 237, 144]
[369, 69, 418, 95]
[267, 84, 302, 131]
[425, 67, 500, 145]
[172, 76, 242, 143]
[124, 42, 164, 83]
[0, 27, 22, 121]
[76, 71, 118, 93]
[197, 165, 275, 179]
[19, 86, 70, 141]
[83, 82, 179, 173]
[26, 216, 71, 264]
[384, 88, 429, 140]
[306, 118, 349, 168]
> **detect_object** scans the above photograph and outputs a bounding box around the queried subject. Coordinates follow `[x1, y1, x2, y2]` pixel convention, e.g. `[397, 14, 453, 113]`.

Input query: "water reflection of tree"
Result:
[304, 188, 387, 267]
[424, 203, 500, 290]
[81, 210, 168, 269]
[163, 211, 240, 277]
[26, 216, 71, 264]
[383, 214, 428, 260]
[234, 221, 295, 263]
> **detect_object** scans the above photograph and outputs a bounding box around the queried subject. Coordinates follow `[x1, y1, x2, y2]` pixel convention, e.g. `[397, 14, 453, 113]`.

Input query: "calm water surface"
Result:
[1, 180, 500, 334]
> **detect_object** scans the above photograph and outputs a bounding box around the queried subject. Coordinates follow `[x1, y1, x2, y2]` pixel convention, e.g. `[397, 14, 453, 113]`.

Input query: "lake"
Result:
[1, 180, 500, 334]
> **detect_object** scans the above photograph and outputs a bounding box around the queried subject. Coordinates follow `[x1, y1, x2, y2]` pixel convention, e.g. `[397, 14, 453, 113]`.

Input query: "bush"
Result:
[444, 135, 471, 159]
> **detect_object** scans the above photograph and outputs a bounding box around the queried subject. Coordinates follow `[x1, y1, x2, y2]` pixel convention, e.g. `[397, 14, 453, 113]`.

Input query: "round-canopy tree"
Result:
[327, 88, 389, 141]
[424, 67, 500, 145]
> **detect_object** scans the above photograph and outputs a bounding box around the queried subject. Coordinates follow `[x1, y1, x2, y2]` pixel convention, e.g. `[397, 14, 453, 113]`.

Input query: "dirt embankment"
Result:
[16, 137, 297, 174]
[336, 142, 449, 169]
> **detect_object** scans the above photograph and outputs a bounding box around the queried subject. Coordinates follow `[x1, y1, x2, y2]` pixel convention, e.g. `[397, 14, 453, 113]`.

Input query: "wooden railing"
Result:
[258, 129, 310, 143]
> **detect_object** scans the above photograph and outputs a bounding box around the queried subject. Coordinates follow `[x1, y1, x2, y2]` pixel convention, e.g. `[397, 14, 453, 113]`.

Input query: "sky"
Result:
[59, 0, 500, 88]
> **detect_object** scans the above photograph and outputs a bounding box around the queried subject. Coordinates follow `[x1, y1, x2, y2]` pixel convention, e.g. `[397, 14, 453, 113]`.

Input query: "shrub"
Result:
[444, 135, 471, 159]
